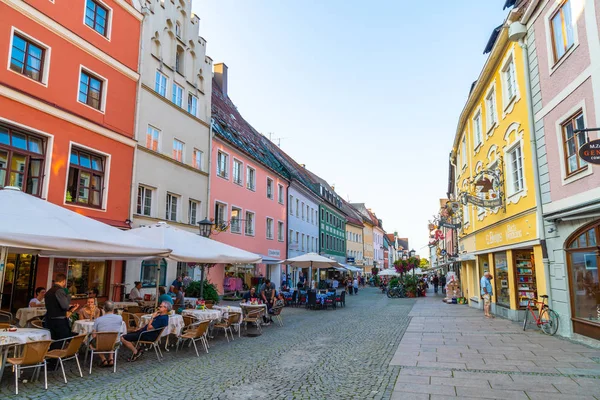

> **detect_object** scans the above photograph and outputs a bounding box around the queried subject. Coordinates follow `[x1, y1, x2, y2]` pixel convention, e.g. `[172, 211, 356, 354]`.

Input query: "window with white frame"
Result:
[214, 202, 227, 228]
[266, 178, 273, 199]
[562, 111, 588, 176]
[78, 69, 104, 110]
[278, 221, 284, 241]
[508, 144, 524, 195]
[245, 211, 255, 236]
[289, 229, 293, 243]
[233, 159, 243, 185]
[172, 83, 183, 107]
[301, 233, 305, 251]
[188, 200, 198, 225]
[192, 148, 202, 170]
[66, 147, 105, 208]
[266, 218, 274, 239]
[278, 184, 284, 204]
[84, 0, 109, 37]
[502, 56, 517, 104]
[289, 195, 293, 214]
[136, 185, 152, 216]
[306, 205, 310, 222]
[172, 139, 184, 162]
[486, 88, 497, 130]
[9, 33, 47, 83]
[473, 111, 482, 147]
[175, 21, 181, 38]
[217, 151, 228, 178]
[155, 71, 167, 97]
[246, 166, 256, 191]
[296, 232, 299, 246]
[187, 93, 198, 116]
[146, 125, 159, 151]
[296, 199, 299, 217]
[550, 0, 575, 62]
[230, 207, 241, 233]
[301, 202, 305, 220]
[165, 193, 178, 221]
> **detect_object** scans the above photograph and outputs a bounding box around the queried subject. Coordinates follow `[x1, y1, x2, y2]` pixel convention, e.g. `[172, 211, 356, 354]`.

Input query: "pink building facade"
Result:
[519, 0, 600, 341]
[207, 65, 289, 294]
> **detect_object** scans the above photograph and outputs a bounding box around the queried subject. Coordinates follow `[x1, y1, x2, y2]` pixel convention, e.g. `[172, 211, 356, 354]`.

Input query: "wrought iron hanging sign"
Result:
[579, 139, 600, 164]
[458, 161, 505, 210]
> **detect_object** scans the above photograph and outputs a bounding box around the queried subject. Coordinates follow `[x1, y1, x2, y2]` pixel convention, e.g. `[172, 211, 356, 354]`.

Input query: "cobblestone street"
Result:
[0, 288, 414, 400]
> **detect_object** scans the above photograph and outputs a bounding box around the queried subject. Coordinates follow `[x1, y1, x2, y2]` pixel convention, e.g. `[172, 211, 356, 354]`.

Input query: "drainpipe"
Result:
[206, 122, 213, 220]
[508, 23, 551, 306]
[285, 181, 291, 284]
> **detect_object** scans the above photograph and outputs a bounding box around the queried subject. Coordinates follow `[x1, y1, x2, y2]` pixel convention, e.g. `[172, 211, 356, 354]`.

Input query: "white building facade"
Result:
[373, 225, 385, 269]
[127, 0, 212, 295]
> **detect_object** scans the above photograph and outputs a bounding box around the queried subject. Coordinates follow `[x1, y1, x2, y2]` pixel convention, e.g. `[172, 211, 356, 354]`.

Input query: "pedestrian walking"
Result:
[45, 273, 78, 349]
[432, 274, 439, 294]
[480, 272, 494, 318]
[353, 277, 359, 295]
[440, 274, 447, 294]
[347, 278, 353, 295]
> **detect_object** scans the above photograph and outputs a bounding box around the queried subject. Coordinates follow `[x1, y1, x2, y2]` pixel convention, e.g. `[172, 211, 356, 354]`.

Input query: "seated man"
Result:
[158, 286, 173, 305]
[120, 301, 170, 362]
[91, 301, 123, 367]
[243, 287, 259, 302]
[29, 287, 46, 308]
[173, 286, 185, 312]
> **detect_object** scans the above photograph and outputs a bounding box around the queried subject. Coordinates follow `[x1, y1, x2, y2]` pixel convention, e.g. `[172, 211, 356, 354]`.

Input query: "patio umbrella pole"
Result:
[199, 263, 206, 300]
[155, 258, 160, 309]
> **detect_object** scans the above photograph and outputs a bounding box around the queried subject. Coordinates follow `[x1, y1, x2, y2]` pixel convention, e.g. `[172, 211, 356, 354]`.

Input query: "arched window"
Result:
[140, 258, 167, 288]
[566, 221, 599, 334]
[175, 45, 184, 74]
[175, 21, 182, 38]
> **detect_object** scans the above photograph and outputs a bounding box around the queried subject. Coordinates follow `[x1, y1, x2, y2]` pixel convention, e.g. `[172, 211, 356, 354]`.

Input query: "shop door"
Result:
[1, 254, 37, 313]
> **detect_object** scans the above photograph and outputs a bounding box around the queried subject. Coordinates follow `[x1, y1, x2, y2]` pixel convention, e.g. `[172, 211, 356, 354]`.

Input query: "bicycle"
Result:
[522, 294, 559, 335]
[386, 285, 406, 298]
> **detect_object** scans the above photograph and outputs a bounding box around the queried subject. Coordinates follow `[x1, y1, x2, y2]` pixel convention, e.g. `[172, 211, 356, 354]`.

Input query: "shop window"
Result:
[567, 223, 599, 327]
[0, 126, 46, 196]
[494, 252, 510, 307]
[515, 250, 536, 308]
[66, 147, 105, 208]
[140, 259, 167, 288]
[67, 259, 107, 297]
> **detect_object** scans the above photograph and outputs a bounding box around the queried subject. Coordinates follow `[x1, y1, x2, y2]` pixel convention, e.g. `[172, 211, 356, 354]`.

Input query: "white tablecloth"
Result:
[15, 308, 47, 327]
[140, 314, 184, 337]
[184, 297, 198, 306]
[72, 319, 127, 336]
[0, 328, 51, 346]
[213, 305, 243, 323]
[181, 309, 222, 322]
[112, 302, 140, 309]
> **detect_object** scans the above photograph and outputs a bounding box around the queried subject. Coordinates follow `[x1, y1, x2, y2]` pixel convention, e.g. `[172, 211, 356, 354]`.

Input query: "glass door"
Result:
[0, 254, 37, 312]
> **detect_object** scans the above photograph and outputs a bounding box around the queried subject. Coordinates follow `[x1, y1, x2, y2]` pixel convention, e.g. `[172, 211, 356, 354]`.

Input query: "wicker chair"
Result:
[135, 327, 166, 362]
[269, 306, 284, 326]
[182, 315, 195, 328]
[121, 312, 141, 333]
[213, 312, 239, 342]
[176, 320, 210, 356]
[46, 334, 86, 383]
[0, 310, 13, 325]
[126, 306, 141, 314]
[89, 331, 120, 374]
[6, 340, 52, 395]
[243, 309, 263, 332]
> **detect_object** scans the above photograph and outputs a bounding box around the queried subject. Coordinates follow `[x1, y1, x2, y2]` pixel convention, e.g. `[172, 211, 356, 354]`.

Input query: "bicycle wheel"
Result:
[387, 288, 394, 298]
[539, 308, 559, 335]
[522, 309, 528, 331]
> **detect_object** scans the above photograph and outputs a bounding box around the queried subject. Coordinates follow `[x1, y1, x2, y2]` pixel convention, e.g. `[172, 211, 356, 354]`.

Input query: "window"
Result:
[289, 229, 293, 243]
[233, 159, 243, 185]
[188, 200, 198, 225]
[140, 259, 167, 288]
[301, 202, 305, 220]
[494, 252, 510, 307]
[463, 204, 470, 226]
[136, 185, 152, 216]
[175, 22, 182, 38]
[217, 151, 228, 178]
[231, 207, 241, 233]
[551, 0, 575, 61]
[172, 83, 183, 107]
[246, 166, 256, 190]
[486, 88, 497, 130]
[0, 126, 46, 196]
[289, 195, 293, 214]
[562, 111, 588, 176]
[311, 209, 314, 224]
[67, 260, 107, 296]
[155, 71, 167, 97]
[66, 148, 104, 207]
[473, 112, 482, 147]
[320, 209, 324, 220]
[266, 178, 273, 199]
[166, 193, 178, 221]
[461, 136, 467, 167]
[173, 139, 184, 162]
[192, 148, 202, 170]
[296, 232, 299, 245]
[175, 46, 184, 74]
[278, 184, 284, 204]
[508, 144, 524, 194]
[245, 211, 255, 236]
[266, 218, 274, 239]
[278, 221, 284, 242]
[146, 126, 159, 151]
[10, 34, 45, 82]
[85, 0, 109, 37]
[214, 202, 226, 228]
[301, 234, 305, 251]
[321, 233, 324, 249]
[187, 94, 198, 116]
[296, 199, 300, 217]
[503, 57, 517, 103]
[78, 70, 103, 110]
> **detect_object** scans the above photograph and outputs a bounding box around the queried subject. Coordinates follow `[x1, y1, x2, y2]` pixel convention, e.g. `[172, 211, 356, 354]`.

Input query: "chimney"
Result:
[214, 63, 228, 96]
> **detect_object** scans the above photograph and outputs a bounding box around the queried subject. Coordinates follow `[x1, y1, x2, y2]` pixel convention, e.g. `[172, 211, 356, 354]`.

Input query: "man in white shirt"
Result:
[332, 279, 339, 289]
[129, 281, 143, 301]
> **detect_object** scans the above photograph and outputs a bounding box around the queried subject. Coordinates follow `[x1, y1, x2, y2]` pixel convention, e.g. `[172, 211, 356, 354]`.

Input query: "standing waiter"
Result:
[45, 273, 78, 348]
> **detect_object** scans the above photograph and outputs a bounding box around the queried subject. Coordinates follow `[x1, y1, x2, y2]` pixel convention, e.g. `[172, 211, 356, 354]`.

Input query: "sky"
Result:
[192, 0, 509, 257]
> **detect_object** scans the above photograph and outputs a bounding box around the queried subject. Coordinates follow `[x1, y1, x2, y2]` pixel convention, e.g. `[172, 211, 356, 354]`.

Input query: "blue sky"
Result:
[193, 0, 509, 257]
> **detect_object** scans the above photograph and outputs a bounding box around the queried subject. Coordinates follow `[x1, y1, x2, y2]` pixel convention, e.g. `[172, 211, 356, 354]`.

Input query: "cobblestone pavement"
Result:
[390, 290, 600, 399]
[0, 288, 414, 400]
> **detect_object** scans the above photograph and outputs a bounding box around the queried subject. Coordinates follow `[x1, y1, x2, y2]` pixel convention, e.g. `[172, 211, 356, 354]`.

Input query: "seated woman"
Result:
[29, 287, 46, 307]
[79, 298, 101, 320]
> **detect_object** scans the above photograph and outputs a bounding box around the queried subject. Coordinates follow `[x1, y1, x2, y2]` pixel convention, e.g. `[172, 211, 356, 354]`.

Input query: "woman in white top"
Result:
[29, 287, 46, 307]
[129, 281, 143, 300]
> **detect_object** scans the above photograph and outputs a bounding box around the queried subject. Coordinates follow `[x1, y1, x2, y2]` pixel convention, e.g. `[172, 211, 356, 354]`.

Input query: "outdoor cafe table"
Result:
[212, 305, 243, 318]
[316, 292, 335, 306]
[181, 309, 222, 322]
[15, 307, 47, 327]
[112, 302, 139, 309]
[72, 319, 127, 336]
[0, 328, 51, 378]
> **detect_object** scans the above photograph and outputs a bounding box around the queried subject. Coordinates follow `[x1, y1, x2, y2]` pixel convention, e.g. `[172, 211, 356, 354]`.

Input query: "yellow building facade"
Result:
[451, 26, 546, 321]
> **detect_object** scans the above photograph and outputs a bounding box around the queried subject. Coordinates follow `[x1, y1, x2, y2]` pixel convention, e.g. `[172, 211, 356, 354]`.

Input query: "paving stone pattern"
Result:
[390, 290, 600, 399]
[0, 289, 414, 400]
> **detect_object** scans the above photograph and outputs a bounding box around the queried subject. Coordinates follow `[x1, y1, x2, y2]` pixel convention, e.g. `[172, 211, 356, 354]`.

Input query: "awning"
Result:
[260, 255, 283, 265]
[544, 201, 600, 222]
[339, 263, 362, 272]
[456, 253, 476, 261]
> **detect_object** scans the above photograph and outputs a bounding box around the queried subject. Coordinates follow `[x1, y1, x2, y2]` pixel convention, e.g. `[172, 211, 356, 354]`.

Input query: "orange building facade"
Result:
[0, 0, 141, 312]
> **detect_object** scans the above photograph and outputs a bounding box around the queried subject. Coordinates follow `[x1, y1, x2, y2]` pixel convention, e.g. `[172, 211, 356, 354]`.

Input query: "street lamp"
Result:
[197, 218, 214, 299]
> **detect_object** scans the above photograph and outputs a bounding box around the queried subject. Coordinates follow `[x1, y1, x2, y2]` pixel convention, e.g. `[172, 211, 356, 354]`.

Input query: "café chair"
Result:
[7, 340, 52, 395]
[135, 327, 166, 362]
[89, 331, 120, 374]
[177, 320, 210, 356]
[46, 334, 86, 383]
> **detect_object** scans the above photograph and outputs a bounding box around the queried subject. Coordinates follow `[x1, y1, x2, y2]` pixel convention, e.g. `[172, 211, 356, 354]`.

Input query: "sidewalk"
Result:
[389, 290, 600, 399]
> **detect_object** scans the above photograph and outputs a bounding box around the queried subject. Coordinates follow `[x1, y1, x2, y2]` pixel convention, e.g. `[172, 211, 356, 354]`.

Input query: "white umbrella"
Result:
[378, 269, 400, 277]
[0, 187, 171, 259]
[282, 253, 338, 288]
